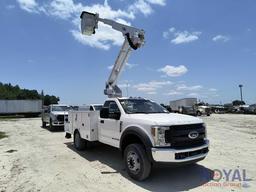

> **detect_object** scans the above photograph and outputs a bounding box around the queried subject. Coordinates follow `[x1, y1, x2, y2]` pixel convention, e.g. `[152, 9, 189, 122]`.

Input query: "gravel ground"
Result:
[0, 114, 255, 192]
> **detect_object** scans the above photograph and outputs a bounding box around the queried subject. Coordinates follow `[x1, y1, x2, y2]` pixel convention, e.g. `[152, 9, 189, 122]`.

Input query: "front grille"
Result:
[165, 123, 206, 149]
[57, 115, 64, 122]
[175, 147, 209, 160]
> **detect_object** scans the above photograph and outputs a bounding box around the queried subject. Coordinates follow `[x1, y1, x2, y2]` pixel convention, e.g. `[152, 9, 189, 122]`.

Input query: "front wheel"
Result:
[124, 144, 151, 181]
[42, 121, 46, 128]
[49, 119, 55, 131]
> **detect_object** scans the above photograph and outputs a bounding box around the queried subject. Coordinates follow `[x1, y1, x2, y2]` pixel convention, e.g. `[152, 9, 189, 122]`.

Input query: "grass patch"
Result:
[0, 131, 8, 139]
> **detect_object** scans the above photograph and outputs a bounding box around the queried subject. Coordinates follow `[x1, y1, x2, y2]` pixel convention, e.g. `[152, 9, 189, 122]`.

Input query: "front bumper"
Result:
[151, 139, 209, 163]
[52, 121, 64, 126]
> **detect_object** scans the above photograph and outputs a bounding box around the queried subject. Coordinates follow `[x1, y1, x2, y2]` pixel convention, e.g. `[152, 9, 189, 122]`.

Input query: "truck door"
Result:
[99, 101, 121, 148]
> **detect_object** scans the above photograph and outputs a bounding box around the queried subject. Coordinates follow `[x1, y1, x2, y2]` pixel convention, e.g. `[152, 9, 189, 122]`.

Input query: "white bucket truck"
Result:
[65, 11, 209, 181]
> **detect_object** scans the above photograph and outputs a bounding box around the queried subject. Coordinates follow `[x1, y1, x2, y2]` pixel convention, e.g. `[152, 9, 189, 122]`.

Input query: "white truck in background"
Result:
[170, 98, 211, 116]
[42, 104, 70, 130]
[196, 105, 211, 116]
[65, 11, 209, 181]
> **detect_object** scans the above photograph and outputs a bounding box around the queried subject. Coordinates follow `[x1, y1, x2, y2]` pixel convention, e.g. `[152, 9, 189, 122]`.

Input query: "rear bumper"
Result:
[151, 140, 209, 163]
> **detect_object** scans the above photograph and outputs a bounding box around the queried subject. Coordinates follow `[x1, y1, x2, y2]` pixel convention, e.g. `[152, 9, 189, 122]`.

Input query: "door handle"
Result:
[100, 120, 104, 124]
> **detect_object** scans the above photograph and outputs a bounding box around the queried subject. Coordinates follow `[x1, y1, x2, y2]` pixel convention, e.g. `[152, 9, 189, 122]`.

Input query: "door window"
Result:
[109, 102, 120, 113]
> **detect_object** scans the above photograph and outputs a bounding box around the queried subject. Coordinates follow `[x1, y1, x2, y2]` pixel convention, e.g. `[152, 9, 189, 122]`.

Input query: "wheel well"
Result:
[121, 134, 144, 155]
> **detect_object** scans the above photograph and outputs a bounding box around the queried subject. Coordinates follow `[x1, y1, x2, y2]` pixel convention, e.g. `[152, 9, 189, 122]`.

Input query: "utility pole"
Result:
[239, 84, 243, 102]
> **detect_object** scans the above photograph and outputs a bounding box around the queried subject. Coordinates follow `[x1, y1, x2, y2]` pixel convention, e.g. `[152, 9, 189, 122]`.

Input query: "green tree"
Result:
[0, 82, 59, 105]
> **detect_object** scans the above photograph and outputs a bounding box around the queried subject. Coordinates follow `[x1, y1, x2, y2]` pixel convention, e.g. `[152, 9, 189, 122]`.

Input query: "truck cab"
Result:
[42, 104, 70, 130]
[67, 97, 209, 180]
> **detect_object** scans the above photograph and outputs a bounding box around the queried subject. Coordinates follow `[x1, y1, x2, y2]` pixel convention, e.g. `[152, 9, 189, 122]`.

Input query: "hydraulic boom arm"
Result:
[80, 11, 145, 98]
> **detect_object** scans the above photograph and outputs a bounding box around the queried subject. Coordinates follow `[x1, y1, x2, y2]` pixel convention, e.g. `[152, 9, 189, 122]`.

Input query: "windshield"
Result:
[119, 99, 168, 114]
[52, 106, 70, 111]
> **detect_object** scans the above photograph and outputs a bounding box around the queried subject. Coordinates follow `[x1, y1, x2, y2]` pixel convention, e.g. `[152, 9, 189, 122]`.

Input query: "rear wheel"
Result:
[74, 131, 86, 150]
[124, 144, 151, 181]
[197, 111, 202, 116]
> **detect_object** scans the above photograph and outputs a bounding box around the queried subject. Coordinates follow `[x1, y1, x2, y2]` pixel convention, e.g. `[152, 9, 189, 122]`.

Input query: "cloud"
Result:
[118, 83, 131, 88]
[158, 65, 188, 77]
[146, 91, 157, 95]
[6, 5, 16, 9]
[163, 27, 175, 39]
[187, 93, 199, 97]
[209, 88, 217, 92]
[129, 0, 153, 16]
[145, 0, 166, 6]
[16, 0, 165, 50]
[176, 84, 203, 91]
[171, 31, 201, 44]
[163, 27, 201, 44]
[17, 0, 39, 13]
[71, 28, 118, 50]
[212, 35, 230, 42]
[51, 0, 132, 49]
[107, 65, 114, 70]
[125, 63, 137, 69]
[107, 63, 137, 70]
[163, 82, 219, 100]
[166, 91, 183, 96]
[133, 80, 172, 93]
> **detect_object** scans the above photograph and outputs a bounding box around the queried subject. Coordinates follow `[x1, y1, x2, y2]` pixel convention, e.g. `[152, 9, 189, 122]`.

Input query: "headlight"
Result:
[151, 126, 170, 147]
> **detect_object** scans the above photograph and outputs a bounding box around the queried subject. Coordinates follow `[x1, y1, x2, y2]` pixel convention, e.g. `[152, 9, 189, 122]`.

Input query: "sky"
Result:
[0, 0, 255, 105]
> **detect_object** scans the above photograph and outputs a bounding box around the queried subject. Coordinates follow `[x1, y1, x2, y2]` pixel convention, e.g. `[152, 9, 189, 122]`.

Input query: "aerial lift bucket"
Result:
[80, 11, 99, 36]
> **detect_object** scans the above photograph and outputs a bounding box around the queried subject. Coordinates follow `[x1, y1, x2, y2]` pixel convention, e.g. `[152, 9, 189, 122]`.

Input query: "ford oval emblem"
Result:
[188, 131, 199, 139]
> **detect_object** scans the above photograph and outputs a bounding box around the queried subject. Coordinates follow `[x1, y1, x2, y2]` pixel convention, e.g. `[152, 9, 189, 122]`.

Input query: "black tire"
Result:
[65, 133, 71, 139]
[197, 111, 202, 116]
[124, 144, 151, 181]
[49, 119, 55, 131]
[74, 131, 86, 151]
[42, 121, 47, 128]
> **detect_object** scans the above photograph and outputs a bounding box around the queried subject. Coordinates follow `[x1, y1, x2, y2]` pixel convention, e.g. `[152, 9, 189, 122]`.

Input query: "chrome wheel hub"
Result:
[127, 151, 140, 173]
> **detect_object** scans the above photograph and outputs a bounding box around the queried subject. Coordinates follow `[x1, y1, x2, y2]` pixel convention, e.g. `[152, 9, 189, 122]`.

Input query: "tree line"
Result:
[0, 82, 59, 106]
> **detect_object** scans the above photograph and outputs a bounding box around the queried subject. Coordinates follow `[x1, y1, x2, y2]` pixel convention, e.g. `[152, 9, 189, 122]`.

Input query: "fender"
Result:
[120, 126, 154, 162]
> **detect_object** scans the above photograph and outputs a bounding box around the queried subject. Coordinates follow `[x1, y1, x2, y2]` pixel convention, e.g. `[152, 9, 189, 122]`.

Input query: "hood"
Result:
[51, 111, 68, 115]
[127, 113, 203, 126]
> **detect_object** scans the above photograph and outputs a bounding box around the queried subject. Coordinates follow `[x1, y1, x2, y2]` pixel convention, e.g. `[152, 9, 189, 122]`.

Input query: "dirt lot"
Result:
[0, 114, 255, 192]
